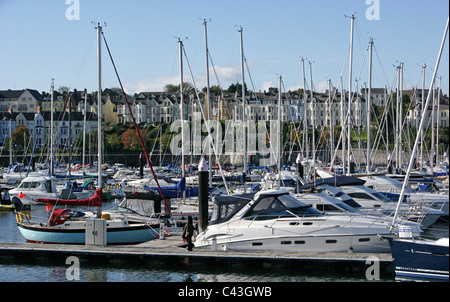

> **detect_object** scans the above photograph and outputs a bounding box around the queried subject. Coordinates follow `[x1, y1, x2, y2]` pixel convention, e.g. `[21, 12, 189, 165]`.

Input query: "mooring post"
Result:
[198, 156, 209, 234]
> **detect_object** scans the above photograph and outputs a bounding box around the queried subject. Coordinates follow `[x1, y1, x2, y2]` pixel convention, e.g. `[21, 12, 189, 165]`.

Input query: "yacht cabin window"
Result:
[243, 193, 322, 220]
[347, 192, 376, 200]
[18, 181, 41, 189]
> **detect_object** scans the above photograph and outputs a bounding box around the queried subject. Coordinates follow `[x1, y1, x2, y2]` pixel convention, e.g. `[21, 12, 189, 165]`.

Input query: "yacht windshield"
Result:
[243, 193, 322, 220]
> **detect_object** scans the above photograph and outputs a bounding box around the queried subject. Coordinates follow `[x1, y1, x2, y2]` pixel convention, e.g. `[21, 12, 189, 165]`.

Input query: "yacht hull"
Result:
[195, 218, 392, 253]
[389, 238, 449, 280]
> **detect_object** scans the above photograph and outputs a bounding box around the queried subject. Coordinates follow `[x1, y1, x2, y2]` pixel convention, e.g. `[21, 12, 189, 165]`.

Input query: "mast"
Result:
[436, 77, 441, 163]
[347, 14, 355, 176]
[82, 89, 87, 174]
[203, 19, 212, 186]
[309, 61, 316, 182]
[340, 76, 345, 173]
[420, 64, 426, 170]
[277, 75, 282, 189]
[301, 58, 307, 159]
[366, 38, 373, 173]
[68, 91, 72, 176]
[238, 27, 248, 187]
[328, 79, 333, 168]
[395, 65, 400, 172]
[178, 39, 186, 186]
[96, 23, 102, 218]
[431, 80, 436, 170]
[399, 62, 403, 171]
[50, 79, 54, 175]
[392, 17, 448, 228]
[9, 119, 12, 166]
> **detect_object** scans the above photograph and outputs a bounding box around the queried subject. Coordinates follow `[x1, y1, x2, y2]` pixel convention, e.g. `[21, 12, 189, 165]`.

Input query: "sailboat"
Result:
[15, 24, 161, 245]
[16, 188, 160, 244]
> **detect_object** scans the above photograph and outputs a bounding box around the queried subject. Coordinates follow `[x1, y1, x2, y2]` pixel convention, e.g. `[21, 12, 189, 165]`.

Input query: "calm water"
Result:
[0, 203, 447, 282]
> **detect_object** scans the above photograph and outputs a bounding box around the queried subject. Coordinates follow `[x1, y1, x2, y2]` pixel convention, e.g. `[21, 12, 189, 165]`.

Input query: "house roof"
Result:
[0, 89, 43, 101]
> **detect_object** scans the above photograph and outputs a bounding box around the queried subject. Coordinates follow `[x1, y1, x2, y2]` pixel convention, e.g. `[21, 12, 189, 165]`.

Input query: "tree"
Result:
[121, 129, 149, 150]
[12, 125, 29, 148]
[164, 82, 196, 94]
[58, 86, 70, 94]
[202, 85, 221, 95]
[164, 84, 178, 93]
[226, 82, 248, 93]
[105, 133, 123, 151]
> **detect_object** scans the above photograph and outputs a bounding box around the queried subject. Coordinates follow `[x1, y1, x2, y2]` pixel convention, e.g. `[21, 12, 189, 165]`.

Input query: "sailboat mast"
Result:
[82, 89, 87, 174]
[178, 39, 186, 181]
[347, 14, 354, 176]
[203, 19, 212, 186]
[96, 23, 102, 218]
[420, 64, 426, 170]
[277, 75, 282, 189]
[309, 61, 316, 182]
[302, 58, 307, 159]
[431, 80, 436, 171]
[328, 79, 333, 168]
[436, 77, 441, 163]
[367, 38, 373, 173]
[340, 76, 346, 173]
[50, 78, 54, 175]
[238, 27, 248, 185]
[395, 64, 402, 172]
[399, 62, 403, 171]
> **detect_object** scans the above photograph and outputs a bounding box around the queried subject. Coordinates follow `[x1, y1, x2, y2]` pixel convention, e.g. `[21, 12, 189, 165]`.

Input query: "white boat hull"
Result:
[195, 217, 391, 253]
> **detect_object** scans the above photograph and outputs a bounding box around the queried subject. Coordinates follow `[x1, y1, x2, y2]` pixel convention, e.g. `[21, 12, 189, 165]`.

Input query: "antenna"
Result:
[91, 21, 106, 29]
[174, 36, 188, 42]
[200, 18, 212, 23]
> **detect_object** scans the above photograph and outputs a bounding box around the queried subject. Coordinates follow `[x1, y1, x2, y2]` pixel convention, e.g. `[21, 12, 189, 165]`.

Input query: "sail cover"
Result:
[36, 188, 102, 207]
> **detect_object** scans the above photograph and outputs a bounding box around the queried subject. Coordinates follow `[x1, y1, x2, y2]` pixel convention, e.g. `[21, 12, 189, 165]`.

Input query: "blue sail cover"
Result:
[143, 177, 209, 198]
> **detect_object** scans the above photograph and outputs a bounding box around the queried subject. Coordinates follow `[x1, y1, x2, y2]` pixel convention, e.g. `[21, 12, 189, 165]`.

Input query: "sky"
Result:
[0, 0, 448, 97]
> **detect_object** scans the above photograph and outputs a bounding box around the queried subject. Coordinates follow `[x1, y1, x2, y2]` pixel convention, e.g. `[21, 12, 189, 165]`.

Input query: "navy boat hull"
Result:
[389, 238, 449, 281]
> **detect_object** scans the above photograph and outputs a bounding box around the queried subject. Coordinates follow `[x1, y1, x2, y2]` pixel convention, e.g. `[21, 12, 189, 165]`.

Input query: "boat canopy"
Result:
[36, 188, 102, 207]
[209, 193, 255, 225]
[118, 190, 166, 216]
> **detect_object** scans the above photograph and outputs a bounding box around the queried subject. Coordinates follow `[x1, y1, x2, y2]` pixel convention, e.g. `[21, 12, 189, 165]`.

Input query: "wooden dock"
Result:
[0, 231, 394, 277]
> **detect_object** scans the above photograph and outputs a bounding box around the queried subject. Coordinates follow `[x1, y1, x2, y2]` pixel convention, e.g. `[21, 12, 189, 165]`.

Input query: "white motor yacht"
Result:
[339, 185, 444, 228]
[8, 175, 59, 204]
[194, 189, 393, 253]
[360, 175, 449, 217]
[293, 190, 421, 237]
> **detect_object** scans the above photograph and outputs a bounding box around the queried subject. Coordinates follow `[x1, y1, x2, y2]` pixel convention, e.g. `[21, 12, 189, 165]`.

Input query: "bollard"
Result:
[198, 156, 209, 234]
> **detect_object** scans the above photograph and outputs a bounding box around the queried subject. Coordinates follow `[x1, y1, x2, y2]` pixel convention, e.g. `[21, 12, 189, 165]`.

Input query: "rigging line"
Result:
[101, 32, 171, 216]
[182, 45, 231, 194]
[71, 31, 96, 90]
[244, 57, 258, 97]
[372, 44, 391, 88]
[208, 52, 223, 89]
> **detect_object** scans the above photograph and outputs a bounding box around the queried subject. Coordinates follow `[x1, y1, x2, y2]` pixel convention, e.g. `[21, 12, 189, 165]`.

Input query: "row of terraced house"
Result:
[0, 86, 448, 148]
